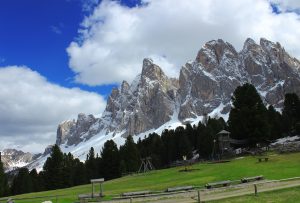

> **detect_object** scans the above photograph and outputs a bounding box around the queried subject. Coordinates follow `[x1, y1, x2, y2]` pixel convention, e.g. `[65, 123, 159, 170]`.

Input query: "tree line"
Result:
[1, 83, 300, 197]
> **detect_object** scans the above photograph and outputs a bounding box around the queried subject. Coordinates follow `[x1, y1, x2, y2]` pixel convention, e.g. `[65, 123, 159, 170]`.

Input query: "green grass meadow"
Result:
[211, 186, 300, 203]
[2, 152, 300, 203]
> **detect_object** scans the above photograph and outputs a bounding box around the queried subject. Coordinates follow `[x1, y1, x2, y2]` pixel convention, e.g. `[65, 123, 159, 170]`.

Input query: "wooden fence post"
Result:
[254, 184, 258, 196]
[197, 190, 201, 203]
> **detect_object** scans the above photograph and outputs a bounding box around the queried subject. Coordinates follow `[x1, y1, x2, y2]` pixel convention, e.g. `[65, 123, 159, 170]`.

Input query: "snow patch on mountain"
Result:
[1, 149, 41, 172]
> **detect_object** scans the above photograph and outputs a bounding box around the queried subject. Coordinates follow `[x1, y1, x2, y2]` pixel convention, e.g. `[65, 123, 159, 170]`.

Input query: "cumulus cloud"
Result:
[81, 0, 100, 12]
[0, 66, 106, 153]
[271, 0, 300, 12]
[67, 0, 300, 86]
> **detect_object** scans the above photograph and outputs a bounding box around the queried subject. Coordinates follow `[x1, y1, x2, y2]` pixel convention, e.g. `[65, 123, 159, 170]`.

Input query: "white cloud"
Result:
[271, 0, 300, 12]
[67, 0, 300, 86]
[81, 0, 100, 12]
[0, 66, 106, 153]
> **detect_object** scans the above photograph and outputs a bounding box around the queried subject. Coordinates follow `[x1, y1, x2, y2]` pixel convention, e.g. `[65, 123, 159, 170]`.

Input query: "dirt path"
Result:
[102, 177, 300, 203]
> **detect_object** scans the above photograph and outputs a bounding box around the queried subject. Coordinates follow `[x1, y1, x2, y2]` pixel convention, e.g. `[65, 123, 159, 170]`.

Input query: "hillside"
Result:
[4, 152, 300, 203]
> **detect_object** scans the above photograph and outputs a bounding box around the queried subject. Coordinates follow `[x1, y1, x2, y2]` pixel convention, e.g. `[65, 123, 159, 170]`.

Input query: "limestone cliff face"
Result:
[102, 58, 179, 137]
[56, 120, 76, 145]
[55, 38, 300, 147]
[178, 38, 300, 120]
[241, 38, 300, 106]
[179, 39, 242, 119]
[56, 113, 97, 146]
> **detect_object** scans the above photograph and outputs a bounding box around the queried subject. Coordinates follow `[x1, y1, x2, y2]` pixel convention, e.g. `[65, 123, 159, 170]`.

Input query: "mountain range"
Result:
[2, 37, 300, 171]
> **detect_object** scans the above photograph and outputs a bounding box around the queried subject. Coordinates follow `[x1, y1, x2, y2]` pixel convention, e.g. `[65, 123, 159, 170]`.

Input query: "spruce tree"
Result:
[149, 133, 164, 168]
[0, 158, 9, 197]
[197, 121, 214, 158]
[43, 145, 64, 189]
[62, 152, 74, 187]
[37, 171, 46, 192]
[185, 123, 197, 150]
[282, 93, 300, 134]
[175, 126, 192, 159]
[228, 83, 269, 146]
[85, 147, 98, 179]
[29, 169, 39, 192]
[100, 140, 121, 180]
[267, 105, 283, 140]
[119, 136, 140, 173]
[161, 129, 176, 164]
[11, 168, 32, 195]
[73, 159, 87, 185]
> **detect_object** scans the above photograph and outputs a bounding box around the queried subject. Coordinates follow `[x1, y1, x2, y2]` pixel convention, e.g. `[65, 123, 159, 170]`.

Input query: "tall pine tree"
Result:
[282, 93, 300, 134]
[119, 136, 140, 173]
[29, 169, 40, 192]
[267, 105, 283, 140]
[73, 159, 87, 185]
[43, 145, 65, 190]
[85, 147, 99, 179]
[228, 83, 269, 146]
[100, 140, 121, 180]
[11, 168, 32, 195]
[0, 157, 9, 197]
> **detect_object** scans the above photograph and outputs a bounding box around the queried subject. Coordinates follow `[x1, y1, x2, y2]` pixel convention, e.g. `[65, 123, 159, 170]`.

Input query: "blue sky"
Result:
[0, 0, 296, 95]
[0, 0, 299, 152]
[0, 0, 139, 96]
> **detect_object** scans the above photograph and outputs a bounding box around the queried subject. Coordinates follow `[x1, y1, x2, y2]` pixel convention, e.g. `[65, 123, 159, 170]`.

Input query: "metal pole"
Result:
[197, 190, 201, 203]
[100, 183, 103, 197]
[92, 183, 94, 198]
[254, 184, 258, 196]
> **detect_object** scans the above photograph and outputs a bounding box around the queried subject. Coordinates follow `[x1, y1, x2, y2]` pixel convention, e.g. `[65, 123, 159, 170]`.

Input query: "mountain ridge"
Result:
[10, 37, 300, 171]
[0, 149, 41, 171]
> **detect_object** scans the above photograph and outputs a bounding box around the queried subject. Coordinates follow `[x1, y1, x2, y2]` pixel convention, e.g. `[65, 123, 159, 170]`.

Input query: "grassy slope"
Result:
[3, 152, 300, 203]
[211, 186, 300, 203]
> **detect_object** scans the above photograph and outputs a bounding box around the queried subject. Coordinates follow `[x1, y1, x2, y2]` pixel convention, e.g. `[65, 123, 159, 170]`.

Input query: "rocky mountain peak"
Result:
[56, 113, 98, 146]
[56, 120, 76, 145]
[2, 148, 23, 155]
[255, 38, 299, 72]
[121, 80, 130, 93]
[196, 39, 238, 73]
[243, 38, 258, 51]
[1, 149, 38, 171]
[76, 113, 96, 127]
[43, 145, 53, 156]
[99, 58, 180, 138]
[141, 58, 166, 81]
[260, 37, 280, 51]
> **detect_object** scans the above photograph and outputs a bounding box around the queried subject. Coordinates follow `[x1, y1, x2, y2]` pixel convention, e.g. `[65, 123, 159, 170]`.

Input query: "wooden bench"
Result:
[205, 180, 231, 189]
[122, 190, 151, 197]
[257, 157, 269, 162]
[78, 194, 90, 203]
[166, 186, 193, 192]
[241, 175, 264, 183]
[78, 193, 103, 203]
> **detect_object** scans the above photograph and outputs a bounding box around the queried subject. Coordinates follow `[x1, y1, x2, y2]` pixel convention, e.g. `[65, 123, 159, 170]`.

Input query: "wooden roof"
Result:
[91, 178, 105, 183]
[217, 130, 230, 135]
